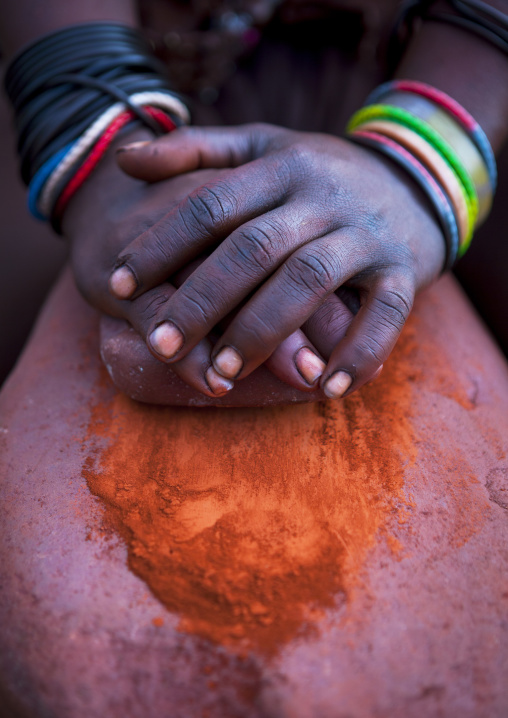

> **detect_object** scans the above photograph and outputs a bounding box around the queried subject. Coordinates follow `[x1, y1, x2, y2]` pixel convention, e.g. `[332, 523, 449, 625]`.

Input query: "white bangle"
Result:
[38, 91, 190, 217]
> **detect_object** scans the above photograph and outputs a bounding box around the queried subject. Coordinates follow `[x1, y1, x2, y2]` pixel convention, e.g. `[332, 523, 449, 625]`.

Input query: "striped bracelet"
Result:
[53, 106, 176, 225]
[28, 94, 183, 222]
[364, 88, 493, 225]
[347, 81, 496, 262]
[353, 130, 460, 268]
[347, 104, 480, 238]
[367, 80, 497, 191]
[353, 118, 470, 244]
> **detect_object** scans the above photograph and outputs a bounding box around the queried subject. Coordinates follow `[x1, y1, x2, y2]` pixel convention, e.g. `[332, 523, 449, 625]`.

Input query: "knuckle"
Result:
[285, 142, 313, 169]
[309, 300, 349, 335]
[138, 227, 173, 266]
[183, 184, 236, 234]
[360, 209, 390, 239]
[372, 286, 413, 333]
[228, 221, 283, 275]
[277, 144, 313, 188]
[133, 291, 171, 326]
[233, 311, 280, 348]
[356, 334, 386, 365]
[178, 282, 221, 325]
[283, 248, 335, 298]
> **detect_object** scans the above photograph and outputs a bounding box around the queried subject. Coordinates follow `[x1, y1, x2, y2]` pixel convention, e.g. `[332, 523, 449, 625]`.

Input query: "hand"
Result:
[111, 123, 445, 398]
[62, 131, 357, 401]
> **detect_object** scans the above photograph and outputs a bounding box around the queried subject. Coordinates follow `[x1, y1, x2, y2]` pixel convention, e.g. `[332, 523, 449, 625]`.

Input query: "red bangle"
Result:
[145, 106, 177, 133]
[391, 80, 477, 133]
[54, 106, 177, 219]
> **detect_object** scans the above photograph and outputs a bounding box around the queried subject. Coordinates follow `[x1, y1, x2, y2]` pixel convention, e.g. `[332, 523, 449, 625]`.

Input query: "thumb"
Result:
[115, 125, 263, 182]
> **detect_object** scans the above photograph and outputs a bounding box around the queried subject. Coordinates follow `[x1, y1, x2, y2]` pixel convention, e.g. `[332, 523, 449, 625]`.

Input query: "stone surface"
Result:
[0, 268, 507, 718]
[100, 313, 323, 406]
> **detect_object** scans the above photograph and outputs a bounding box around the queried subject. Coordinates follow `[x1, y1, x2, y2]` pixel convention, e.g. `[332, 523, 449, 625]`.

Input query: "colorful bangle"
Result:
[27, 143, 74, 220]
[367, 91, 492, 226]
[366, 80, 497, 192]
[351, 129, 460, 268]
[5, 23, 188, 185]
[38, 92, 180, 218]
[347, 104, 479, 231]
[53, 105, 175, 221]
[52, 111, 134, 220]
[353, 119, 470, 246]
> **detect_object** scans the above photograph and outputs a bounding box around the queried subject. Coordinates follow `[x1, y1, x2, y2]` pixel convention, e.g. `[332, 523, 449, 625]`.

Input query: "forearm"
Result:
[395, 2, 508, 152]
[0, 0, 137, 60]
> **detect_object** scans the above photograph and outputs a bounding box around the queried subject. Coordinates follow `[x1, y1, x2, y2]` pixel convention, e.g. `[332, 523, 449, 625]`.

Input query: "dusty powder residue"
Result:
[82, 332, 419, 655]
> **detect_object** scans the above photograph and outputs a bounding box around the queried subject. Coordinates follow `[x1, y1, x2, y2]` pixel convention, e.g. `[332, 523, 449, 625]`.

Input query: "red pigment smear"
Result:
[82, 332, 419, 656]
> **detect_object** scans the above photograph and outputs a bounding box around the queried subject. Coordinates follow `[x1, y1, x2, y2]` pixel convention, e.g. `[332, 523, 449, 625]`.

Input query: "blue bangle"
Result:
[27, 142, 75, 220]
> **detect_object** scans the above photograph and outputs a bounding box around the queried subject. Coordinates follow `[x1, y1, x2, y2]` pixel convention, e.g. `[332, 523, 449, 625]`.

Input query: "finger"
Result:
[169, 253, 324, 392]
[108, 156, 290, 301]
[100, 316, 324, 407]
[302, 292, 354, 358]
[320, 271, 415, 400]
[116, 124, 276, 182]
[172, 252, 328, 392]
[264, 330, 326, 391]
[304, 291, 384, 389]
[176, 255, 327, 392]
[140, 204, 336, 364]
[209, 230, 367, 380]
[120, 284, 233, 398]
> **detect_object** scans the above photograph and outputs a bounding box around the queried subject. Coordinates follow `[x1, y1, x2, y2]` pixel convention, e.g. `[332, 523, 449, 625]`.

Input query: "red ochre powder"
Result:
[82, 331, 420, 656]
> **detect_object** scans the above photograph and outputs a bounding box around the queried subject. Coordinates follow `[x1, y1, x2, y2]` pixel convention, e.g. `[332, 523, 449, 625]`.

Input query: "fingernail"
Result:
[109, 265, 137, 299]
[213, 346, 243, 379]
[116, 140, 151, 153]
[149, 322, 183, 359]
[205, 366, 234, 395]
[323, 371, 352, 399]
[295, 347, 326, 385]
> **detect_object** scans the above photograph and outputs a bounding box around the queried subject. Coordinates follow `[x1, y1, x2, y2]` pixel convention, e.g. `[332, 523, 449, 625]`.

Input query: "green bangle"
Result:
[376, 91, 492, 226]
[347, 104, 479, 251]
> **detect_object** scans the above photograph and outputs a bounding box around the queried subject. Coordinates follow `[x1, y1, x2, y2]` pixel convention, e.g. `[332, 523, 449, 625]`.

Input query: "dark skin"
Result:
[109, 123, 444, 400]
[2, 1, 508, 404]
[64, 140, 362, 398]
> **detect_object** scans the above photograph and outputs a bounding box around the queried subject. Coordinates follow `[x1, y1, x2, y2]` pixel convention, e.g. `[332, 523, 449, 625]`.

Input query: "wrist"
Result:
[347, 75, 498, 266]
[395, 10, 508, 153]
[5, 22, 190, 229]
[62, 127, 152, 239]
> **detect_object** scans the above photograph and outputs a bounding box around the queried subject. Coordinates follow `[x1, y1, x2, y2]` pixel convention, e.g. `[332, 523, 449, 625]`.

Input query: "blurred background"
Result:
[0, 65, 67, 385]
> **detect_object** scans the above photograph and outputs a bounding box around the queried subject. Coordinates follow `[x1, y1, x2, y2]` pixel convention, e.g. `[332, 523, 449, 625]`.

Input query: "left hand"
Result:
[112, 123, 445, 398]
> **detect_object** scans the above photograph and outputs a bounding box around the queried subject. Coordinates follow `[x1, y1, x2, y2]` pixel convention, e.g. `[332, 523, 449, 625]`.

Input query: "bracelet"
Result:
[366, 80, 497, 194]
[351, 129, 460, 268]
[347, 79, 497, 262]
[388, 1, 508, 71]
[27, 144, 74, 221]
[363, 92, 492, 231]
[353, 119, 470, 244]
[52, 106, 175, 224]
[38, 91, 187, 218]
[347, 104, 479, 229]
[4, 22, 190, 187]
